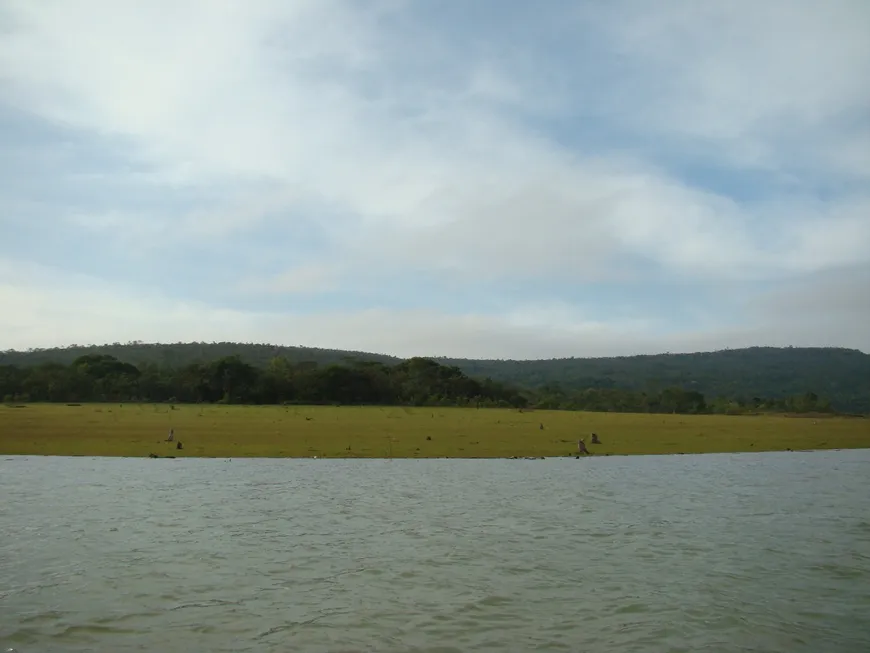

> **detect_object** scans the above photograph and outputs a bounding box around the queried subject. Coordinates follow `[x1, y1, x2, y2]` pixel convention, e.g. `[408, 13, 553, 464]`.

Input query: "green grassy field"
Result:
[0, 403, 867, 458]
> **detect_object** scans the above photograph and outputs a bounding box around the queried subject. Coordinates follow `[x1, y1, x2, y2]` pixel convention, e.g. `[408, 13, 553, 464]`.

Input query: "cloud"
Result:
[3, 258, 867, 359]
[0, 0, 868, 356]
[234, 263, 342, 295]
[573, 0, 870, 177]
[746, 265, 870, 349]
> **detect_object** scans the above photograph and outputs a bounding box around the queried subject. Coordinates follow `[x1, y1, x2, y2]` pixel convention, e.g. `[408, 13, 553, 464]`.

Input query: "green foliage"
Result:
[440, 346, 869, 414]
[73, 354, 140, 379]
[0, 354, 529, 408]
[0, 343, 865, 413]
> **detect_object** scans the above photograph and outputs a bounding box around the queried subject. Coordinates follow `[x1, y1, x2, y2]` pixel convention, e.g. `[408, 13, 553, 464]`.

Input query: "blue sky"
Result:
[1, 0, 868, 358]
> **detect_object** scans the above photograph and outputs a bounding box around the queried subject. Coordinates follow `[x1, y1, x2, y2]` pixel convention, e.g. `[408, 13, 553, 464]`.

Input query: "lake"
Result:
[1, 451, 869, 652]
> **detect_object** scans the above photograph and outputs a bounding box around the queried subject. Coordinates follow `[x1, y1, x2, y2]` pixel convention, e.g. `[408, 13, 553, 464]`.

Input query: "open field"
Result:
[1, 403, 868, 458]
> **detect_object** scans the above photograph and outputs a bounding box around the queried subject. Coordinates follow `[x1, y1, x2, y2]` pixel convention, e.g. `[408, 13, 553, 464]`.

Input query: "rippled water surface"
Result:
[2, 451, 869, 652]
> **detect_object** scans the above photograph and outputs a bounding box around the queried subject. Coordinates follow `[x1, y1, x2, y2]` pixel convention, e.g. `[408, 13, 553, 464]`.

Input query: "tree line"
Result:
[0, 354, 839, 415]
[2, 342, 866, 413]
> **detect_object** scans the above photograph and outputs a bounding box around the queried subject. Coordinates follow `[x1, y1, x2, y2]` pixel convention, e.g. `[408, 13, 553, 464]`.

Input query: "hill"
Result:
[1, 342, 868, 413]
[438, 346, 870, 413]
[0, 341, 399, 369]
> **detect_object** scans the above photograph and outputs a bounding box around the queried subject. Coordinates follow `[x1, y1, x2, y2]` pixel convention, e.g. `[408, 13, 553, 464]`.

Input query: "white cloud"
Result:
[750, 266, 870, 327]
[575, 0, 870, 177]
[0, 258, 256, 347]
[234, 262, 342, 295]
[2, 258, 867, 358]
[0, 0, 868, 355]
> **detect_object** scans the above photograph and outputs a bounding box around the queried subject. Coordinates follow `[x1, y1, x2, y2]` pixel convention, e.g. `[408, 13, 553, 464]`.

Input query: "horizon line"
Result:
[1, 340, 867, 363]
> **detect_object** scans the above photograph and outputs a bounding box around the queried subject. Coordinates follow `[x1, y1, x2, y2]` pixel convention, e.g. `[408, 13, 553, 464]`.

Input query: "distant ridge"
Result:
[2, 342, 868, 412]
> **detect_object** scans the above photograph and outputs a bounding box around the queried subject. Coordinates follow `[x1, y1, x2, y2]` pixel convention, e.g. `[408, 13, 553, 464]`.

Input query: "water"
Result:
[1, 451, 869, 653]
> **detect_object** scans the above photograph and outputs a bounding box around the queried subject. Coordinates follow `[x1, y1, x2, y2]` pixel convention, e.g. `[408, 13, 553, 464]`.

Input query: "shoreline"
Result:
[3, 447, 867, 461]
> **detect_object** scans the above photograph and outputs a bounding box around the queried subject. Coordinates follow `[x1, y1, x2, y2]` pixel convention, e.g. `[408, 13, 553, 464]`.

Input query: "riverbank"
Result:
[1, 403, 867, 458]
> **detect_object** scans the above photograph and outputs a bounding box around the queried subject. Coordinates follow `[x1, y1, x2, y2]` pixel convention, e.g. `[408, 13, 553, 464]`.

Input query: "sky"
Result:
[1, 0, 868, 360]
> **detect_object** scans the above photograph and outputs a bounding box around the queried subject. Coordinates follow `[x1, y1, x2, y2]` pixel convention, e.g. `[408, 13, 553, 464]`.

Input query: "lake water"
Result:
[1, 451, 869, 653]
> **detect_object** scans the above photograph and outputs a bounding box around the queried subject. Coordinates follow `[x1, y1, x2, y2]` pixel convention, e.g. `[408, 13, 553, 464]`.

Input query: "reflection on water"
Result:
[1, 451, 869, 652]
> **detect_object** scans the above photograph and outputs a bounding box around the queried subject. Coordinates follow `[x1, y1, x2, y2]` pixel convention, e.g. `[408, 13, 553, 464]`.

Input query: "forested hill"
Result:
[438, 347, 870, 413]
[0, 342, 399, 369]
[1, 342, 868, 412]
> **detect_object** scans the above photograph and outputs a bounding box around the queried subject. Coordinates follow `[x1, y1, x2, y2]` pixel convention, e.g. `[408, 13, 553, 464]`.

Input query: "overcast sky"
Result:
[1, 0, 868, 359]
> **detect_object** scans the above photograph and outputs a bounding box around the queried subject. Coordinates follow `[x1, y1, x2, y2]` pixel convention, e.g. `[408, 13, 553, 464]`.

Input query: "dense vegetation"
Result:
[444, 346, 870, 413]
[0, 354, 528, 408]
[0, 342, 398, 368]
[1, 344, 861, 414]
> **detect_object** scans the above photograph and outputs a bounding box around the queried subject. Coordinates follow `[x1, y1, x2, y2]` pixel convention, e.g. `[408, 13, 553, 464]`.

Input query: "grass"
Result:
[0, 403, 868, 458]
